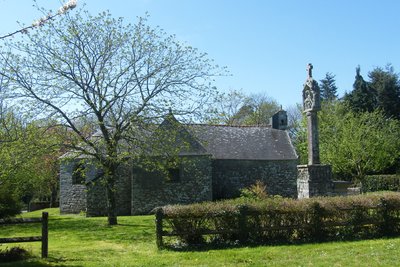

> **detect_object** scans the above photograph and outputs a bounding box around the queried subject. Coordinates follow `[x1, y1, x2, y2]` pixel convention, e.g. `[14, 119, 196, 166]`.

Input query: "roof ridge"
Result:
[188, 123, 272, 128]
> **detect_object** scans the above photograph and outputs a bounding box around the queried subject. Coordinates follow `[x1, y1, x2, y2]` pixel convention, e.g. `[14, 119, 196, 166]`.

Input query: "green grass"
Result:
[1, 208, 400, 266]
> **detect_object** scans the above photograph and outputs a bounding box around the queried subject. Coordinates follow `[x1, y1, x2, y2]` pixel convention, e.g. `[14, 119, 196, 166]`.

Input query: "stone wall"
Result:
[212, 159, 298, 199]
[131, 155, 212, 215]
[86, 163, 132, 217]
[332, 180, 353, 196]
[61, 156, 299, 216]
[297, 164, 333, 198]
[59, 160, 87, 214]
[60, 159, 132, 216]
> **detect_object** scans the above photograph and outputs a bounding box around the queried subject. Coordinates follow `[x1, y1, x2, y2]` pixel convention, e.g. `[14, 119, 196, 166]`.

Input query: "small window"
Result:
[72, 162, 86, 184]
[166, 167, 180, 183]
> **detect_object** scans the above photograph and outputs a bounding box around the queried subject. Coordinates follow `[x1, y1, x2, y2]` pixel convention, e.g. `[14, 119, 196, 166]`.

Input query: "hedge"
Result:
[156, 192, 400, 248]
[362, 175, 400, 192]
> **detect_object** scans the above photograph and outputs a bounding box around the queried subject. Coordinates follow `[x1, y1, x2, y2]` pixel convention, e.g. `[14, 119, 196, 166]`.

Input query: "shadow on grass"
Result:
[46, 215, 155, 243]
[0, 256, 83, 267]
[161, 240, 296, 252]
[161, 235, 400, 252]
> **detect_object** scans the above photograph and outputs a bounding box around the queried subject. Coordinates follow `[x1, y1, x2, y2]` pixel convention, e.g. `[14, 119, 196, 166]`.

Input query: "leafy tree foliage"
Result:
[0, 9, 222, 225]
[319, 72, 338, 101]
[295, 101, 400, 181]
[0, 84, 21, 218]
[319, 102, 400, 181]
[295, 65, 400, 180]
[368, 65, 400, 120]
[0, 111, 63, 212]
[0, 176, 22, 219]
[344, 66, 377, 113]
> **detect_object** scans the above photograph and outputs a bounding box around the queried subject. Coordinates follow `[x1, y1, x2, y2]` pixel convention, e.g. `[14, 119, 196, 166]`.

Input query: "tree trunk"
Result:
[50, 177, 58, 208]
[106, 182, 118, 225]
[103, 150, 119, 225]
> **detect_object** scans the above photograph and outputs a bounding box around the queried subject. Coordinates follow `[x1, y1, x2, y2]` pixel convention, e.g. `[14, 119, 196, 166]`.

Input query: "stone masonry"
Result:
[86, 163, 132, 217]
[131, 155, 212, 215]
[59, 160, 87, 214]
[297, 164, 333, 198]
[213, 159, 298, 199]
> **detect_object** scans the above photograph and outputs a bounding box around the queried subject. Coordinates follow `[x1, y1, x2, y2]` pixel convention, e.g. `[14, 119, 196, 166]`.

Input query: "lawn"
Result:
[0, 208, 399, 266]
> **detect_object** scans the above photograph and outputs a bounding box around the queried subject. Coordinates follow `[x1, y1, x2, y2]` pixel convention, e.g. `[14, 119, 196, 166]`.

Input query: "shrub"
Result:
[0, 183, 22, 219]
[0, 247, 30, 263]
[159, 192, 400, 247]
[362, 175, 400, 192]
[376, 197, 400, 237]
[239, 180, 268, 200]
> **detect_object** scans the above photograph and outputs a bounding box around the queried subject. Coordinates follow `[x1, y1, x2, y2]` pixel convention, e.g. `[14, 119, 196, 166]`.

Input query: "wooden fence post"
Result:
[41, 212, 48, 258]
[155, 208, 164, 249]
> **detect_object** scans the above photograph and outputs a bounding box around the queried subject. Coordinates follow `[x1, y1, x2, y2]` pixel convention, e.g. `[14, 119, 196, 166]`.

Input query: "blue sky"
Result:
[1, 0, 399, 108]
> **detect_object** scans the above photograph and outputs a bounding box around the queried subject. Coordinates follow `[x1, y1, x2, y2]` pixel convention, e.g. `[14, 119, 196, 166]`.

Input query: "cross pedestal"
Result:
[297, 164, 333, 198]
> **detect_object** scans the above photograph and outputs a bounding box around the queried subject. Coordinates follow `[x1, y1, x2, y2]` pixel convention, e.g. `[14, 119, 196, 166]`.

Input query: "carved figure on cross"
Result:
[307, 63, 313, 78]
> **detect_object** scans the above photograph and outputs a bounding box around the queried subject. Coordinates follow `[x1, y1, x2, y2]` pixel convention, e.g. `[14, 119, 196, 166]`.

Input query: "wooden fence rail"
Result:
[0, 212, 48, 258]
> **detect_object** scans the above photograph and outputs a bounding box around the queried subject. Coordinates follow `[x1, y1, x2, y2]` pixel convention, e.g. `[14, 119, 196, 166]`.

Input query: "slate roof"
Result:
[188, 125, 298, 161]
[60, 115, 298, 161]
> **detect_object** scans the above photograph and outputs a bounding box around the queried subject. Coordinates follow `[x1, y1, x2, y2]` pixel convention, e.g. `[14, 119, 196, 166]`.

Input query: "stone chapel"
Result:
[59, 110, 299, 216]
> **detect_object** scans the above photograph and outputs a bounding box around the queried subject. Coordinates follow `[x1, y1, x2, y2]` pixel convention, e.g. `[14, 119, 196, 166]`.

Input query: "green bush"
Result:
[159, 192, 400, 247]
[239, 180, 268, 200]
[0, 183, 22, 219]
[0, 247, 30, 263]
[362, 175, 400, 192]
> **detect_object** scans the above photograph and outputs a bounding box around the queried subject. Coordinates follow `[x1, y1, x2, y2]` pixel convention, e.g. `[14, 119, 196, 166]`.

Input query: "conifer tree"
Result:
[368, 65, 400, 119]
[344, 66, 377, 113]
[319, 72, 338, 101]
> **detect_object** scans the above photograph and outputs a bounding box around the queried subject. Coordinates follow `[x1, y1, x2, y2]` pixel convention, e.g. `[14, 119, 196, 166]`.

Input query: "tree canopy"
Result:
[295, 100, 400, 181]
[343, 65, 400, 120]
[210, 90, 281, 126]
[235, 94, 281, 126]
[368, 65, 400, 119]
[0, 104, 64, 218]
[320, 103, 400, 181]
[208, 89, 246, 125]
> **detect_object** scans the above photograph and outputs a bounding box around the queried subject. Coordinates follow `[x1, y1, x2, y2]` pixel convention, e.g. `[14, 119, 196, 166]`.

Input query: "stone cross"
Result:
[303, 63, 320, 165]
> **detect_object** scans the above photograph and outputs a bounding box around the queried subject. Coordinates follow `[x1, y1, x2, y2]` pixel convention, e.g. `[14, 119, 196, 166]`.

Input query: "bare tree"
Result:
[208, 89, 246, 125]
[234, 93, 281, 126]
[0, 9, 223, 225]
[210, 91, 281, 126]
[286, 103, 303, 139]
